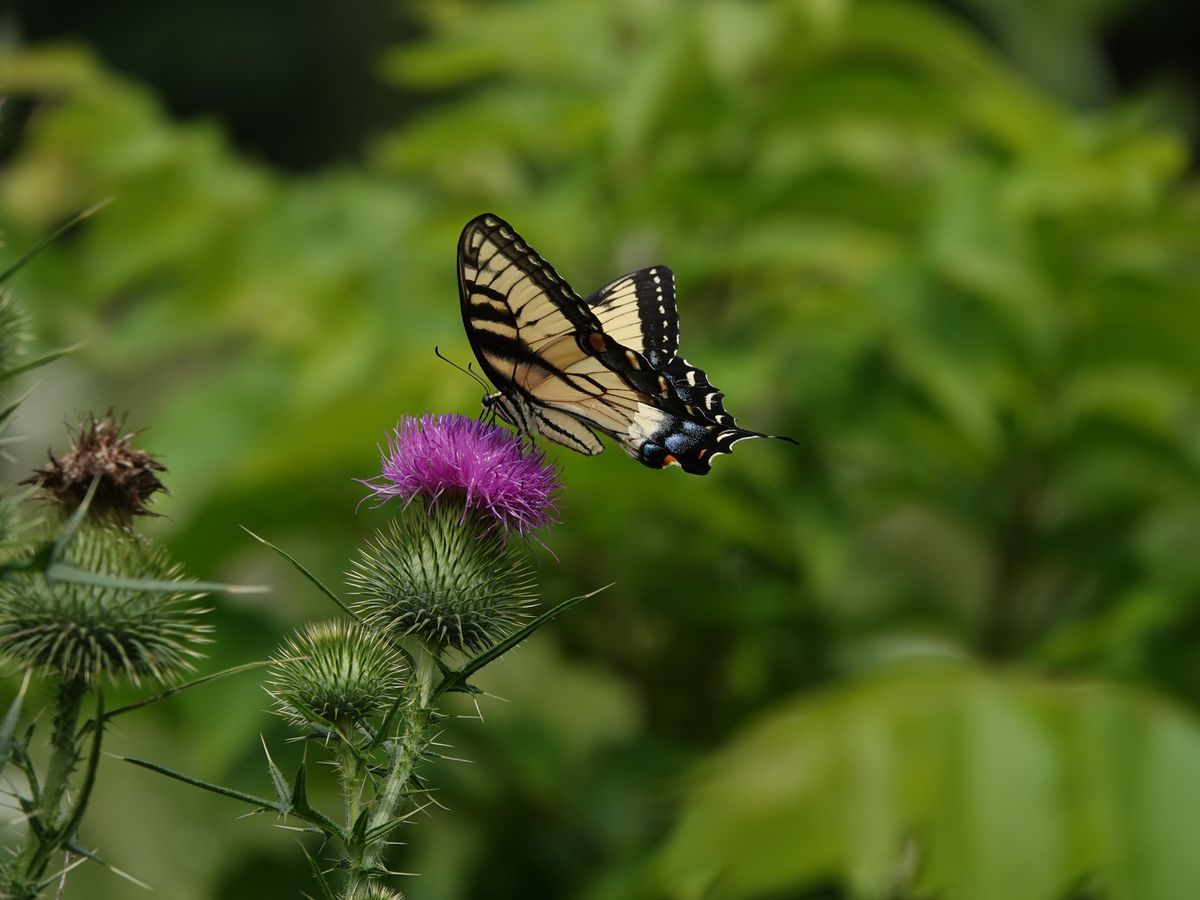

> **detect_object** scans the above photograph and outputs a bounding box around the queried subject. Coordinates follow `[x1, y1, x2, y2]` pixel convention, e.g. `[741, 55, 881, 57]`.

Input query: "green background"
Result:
[2, 1, 1200, 897]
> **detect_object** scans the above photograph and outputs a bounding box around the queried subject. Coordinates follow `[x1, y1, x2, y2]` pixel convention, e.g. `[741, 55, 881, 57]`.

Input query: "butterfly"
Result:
[458, 213, 796, 475]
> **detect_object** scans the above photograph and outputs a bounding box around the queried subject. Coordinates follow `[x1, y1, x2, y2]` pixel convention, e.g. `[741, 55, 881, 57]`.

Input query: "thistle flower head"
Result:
[362, 414, 560, 535]
[0, 524, 211, 684]
[347, 504, 537, 656]
[24, 412, 166, 524]
[266, 620, 409, 729]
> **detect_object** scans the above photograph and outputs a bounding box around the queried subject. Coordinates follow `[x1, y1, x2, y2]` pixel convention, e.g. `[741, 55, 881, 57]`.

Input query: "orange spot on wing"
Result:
[661, 454, 678, 468]
[697, 449, 708, 459]
[588, 332, 607, 353]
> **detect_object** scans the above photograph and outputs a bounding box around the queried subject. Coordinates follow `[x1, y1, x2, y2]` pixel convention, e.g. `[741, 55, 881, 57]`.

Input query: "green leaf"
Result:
[659, 663, 1200, 900]
[97, 660, 271, 724]
[125, 752, 346, 841]
[287, 763, 342, 839]
[0, 341, 87, 383]
[298, 842, 338, 900]
[364, 811, 416, 846]
[240, 526, 356, 617]
[58, 690, 105, 845]
[0, 199, 111, 286]
[262, 738, 292, 811]
[62, 842, 151, 892]
[0, 670, 31, 771]
[46, 562, 268, 595]
[122, 756, 283, 814]
[364, 692, 409, 755]
[0, 384, 39, 428]
[290, 763, 311, 815]
[430, 583, 611, 701]
[49, 475, 101, 563]
[350, 808, 371, 847]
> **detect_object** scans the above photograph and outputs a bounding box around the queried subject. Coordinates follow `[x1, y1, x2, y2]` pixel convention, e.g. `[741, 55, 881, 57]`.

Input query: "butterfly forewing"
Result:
[460, 214, 675, 408]
[459, 215, 600, 384]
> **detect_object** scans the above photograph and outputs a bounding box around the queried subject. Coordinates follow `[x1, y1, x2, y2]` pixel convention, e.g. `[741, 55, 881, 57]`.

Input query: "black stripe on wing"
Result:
[460, 214, 689, 407]
[583, 266, 748, 430]
[584, 267, 679, 370]
[660, 356, 737, 426]
[459, 214, 691, 449]
[532, 407, 605, 456]
[458, 213, 796, 476]
[631, 355, 798, 475]
[461, 214, 601, 325]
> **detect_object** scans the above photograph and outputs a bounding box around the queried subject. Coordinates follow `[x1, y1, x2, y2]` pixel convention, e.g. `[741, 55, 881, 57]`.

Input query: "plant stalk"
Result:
[6, 676, 89, 900]
[338, 730, 365, 833]
[344, 650, 435, 898]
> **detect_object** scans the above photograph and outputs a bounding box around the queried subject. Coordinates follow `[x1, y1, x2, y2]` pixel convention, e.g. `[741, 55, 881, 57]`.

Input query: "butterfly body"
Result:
[458, 213, 794, 475]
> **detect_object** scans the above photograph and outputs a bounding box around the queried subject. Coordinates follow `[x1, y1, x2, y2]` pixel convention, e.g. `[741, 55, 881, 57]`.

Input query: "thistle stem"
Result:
[345, 650, 435, 897]
[6, 676, 89, 900]
[338, 731, 365, 833]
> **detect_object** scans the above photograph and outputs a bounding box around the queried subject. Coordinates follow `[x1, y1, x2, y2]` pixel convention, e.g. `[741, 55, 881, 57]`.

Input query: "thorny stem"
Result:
[6, 676, 89, 900]
[338, 730, 365, 835]
[344, 650, 435, 898]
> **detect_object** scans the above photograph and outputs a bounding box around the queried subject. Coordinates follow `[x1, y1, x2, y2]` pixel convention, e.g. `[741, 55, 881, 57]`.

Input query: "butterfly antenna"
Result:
[434, 346, 492, 394]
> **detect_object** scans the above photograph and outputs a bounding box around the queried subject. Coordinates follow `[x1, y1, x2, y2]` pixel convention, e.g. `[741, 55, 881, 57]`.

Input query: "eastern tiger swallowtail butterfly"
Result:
[458, 213, 796, 475]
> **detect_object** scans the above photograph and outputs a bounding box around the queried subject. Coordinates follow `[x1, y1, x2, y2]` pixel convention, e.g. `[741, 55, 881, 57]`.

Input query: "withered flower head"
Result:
[25, 411, 166, 523]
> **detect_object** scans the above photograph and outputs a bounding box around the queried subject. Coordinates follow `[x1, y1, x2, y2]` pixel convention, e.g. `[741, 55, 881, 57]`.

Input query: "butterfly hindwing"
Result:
[584, 267, 679, 370]
[586, 268, 738, 425]
[623, 370, 783, 475]
[660, 356, 736, 427]
[531, 406, 605, 456]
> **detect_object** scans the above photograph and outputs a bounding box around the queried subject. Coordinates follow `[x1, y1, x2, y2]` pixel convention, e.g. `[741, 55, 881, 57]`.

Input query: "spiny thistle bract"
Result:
[348, 503, 538, 656]
[267, 620, 410, 729]
[342, 887, 405, 900]
[0, 524, 211, 684]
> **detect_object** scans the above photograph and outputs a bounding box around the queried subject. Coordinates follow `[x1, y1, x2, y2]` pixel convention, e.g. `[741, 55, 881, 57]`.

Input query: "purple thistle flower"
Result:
[363, 414, 560, 535]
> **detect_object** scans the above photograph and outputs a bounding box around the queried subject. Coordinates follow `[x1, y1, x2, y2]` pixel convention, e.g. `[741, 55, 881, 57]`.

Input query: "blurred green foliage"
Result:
[2, 0, 1200, 898]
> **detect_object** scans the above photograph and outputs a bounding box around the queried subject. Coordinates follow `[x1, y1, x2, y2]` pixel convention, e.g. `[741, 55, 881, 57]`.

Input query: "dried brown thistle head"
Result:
[24, 411, 167, 523]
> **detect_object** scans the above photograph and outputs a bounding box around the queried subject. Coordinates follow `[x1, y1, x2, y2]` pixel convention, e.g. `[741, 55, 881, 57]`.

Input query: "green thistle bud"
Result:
[0, 524, 211, 684]
[347, 504, 537, 657]
[266, 620, 409, 729]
